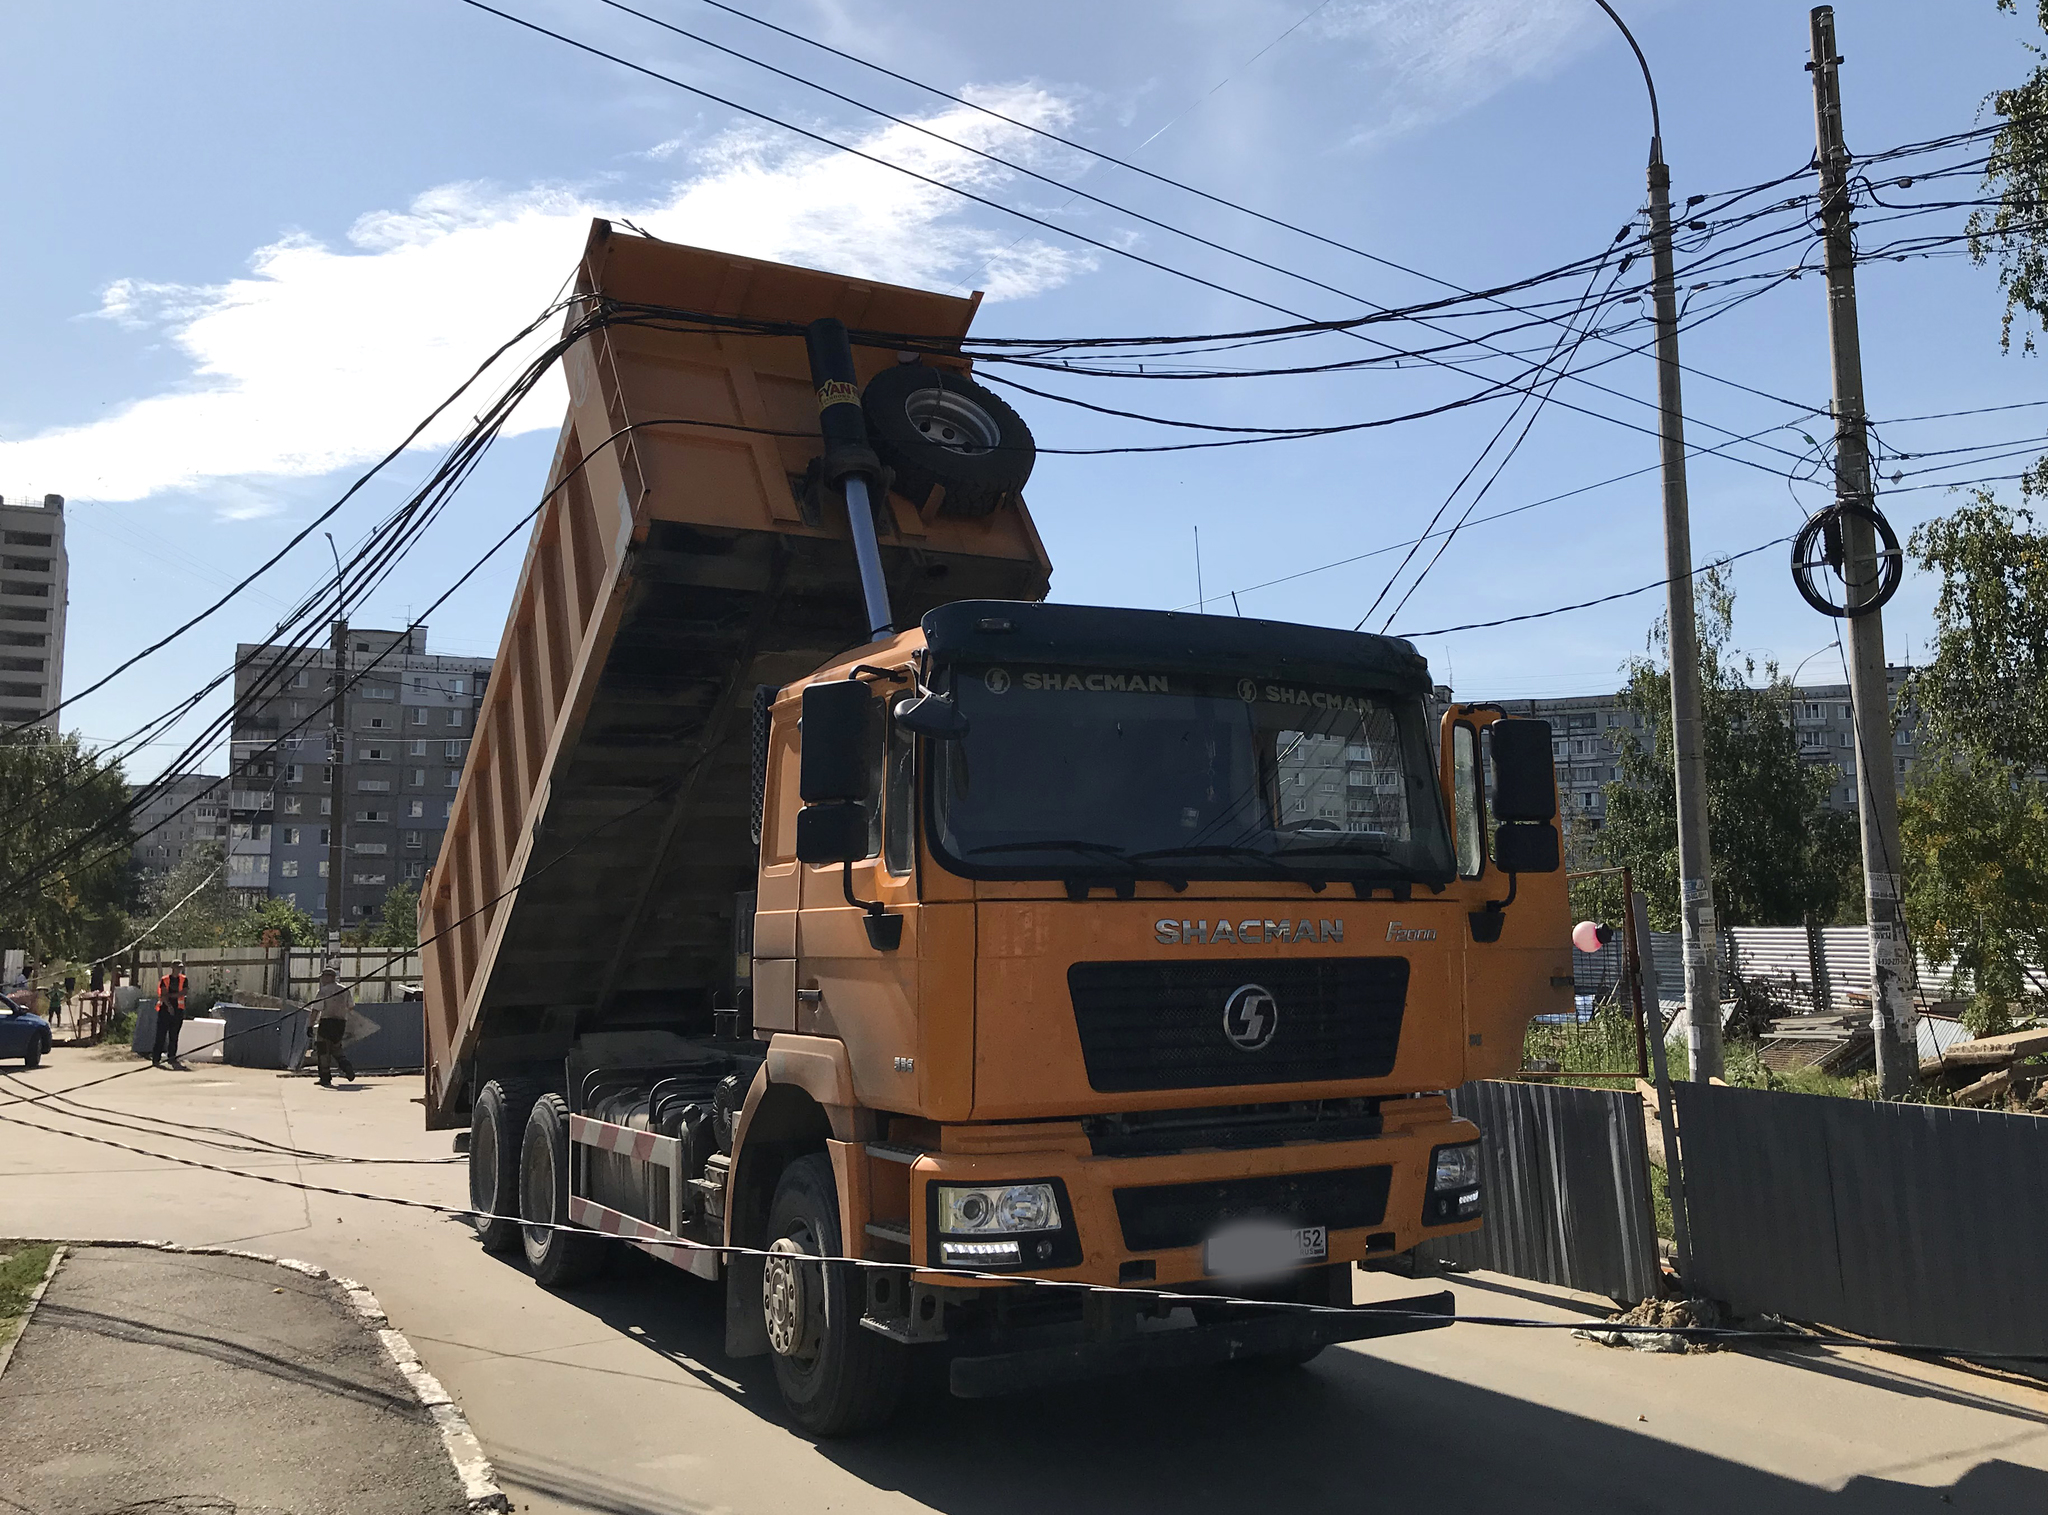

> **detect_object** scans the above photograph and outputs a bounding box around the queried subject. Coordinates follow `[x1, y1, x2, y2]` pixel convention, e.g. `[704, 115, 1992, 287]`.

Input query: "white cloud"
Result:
[1, 86, 1092, 506]
[1315, 0, 1643, 141]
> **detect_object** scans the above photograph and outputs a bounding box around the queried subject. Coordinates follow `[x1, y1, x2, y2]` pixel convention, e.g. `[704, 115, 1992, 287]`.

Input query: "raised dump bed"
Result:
[421, 223, 1051, 1126]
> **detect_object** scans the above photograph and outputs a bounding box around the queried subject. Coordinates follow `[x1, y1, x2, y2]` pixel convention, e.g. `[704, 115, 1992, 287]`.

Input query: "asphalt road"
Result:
[3, 1051, 2046, 1515]
[0, 1247, 470, 1515]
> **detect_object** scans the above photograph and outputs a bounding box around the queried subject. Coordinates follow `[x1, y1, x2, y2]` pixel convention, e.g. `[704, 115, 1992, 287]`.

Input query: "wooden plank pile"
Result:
[1920, 1026, 2048, 1108]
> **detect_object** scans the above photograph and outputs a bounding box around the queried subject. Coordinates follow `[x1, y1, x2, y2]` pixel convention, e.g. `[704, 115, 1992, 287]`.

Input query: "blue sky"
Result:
[0, 0, 2032, 781]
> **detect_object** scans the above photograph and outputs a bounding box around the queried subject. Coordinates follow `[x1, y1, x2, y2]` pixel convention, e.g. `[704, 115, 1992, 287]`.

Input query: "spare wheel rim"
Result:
[904, 388, 1001, 456]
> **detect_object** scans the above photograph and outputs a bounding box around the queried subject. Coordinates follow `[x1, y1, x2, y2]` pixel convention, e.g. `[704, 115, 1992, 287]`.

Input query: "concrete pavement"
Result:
[2, 1050, 2046, 1514]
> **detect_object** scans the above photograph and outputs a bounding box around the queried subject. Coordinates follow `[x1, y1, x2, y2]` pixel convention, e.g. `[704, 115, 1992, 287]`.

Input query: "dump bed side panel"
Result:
[423, 224, 1050, 1124]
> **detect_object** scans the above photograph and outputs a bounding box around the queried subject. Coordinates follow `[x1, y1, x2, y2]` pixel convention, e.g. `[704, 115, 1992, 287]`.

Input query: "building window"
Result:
[283, 796, 303, 816]
[366, 715, 390, 730]
[281, 860, 299, 878]
[363, 745, 388, 761]
[320, 798, 333, 816]
[409, 768, 426, 787]
[443, 800, 454, 820]
[409, 739, 427, 757]
[444, 740, 463, 760]
[444, 770, 460, 788]
[405, 829, 423, 849]
[404, 862, 425, 881]
[284, 764, 303, 784]
[357, 779, 392, 793]
[356, 809, 388, 823]
[446, 708, 463, 727]
[408, 799, 424, 818]
[282, 827, 299, 845]
[318, 860, 330, 878]
[352, 872, 387, 886]
[356, 843, 388, 856]
[450, 678, 467, 695]
[291, 671, 309, 689]
[410, 708, 428, 726]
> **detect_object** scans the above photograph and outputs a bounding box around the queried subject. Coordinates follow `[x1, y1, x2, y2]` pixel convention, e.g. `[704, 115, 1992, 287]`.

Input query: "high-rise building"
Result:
[229, 627, 492, 928]
[1486, 666, 1922, 831]
[0, 494, 68, 733]
[129, 773, 230, 879]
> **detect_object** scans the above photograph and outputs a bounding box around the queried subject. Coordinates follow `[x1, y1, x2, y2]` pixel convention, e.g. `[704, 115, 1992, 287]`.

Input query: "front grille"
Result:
[1067, 958, 1408, 1093]
[1083, 1098, 1383, 1158]
[1113, 1166, 1394, 1253]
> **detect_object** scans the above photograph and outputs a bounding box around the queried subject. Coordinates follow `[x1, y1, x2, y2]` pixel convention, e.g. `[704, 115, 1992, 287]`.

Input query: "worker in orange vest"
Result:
[152, 960, 190, 1071]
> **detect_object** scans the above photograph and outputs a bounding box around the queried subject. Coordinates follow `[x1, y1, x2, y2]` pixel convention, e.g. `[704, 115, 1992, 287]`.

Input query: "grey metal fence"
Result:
[1422, 1080, 1662, 1305]
[1674, 1082, 2048, 1357]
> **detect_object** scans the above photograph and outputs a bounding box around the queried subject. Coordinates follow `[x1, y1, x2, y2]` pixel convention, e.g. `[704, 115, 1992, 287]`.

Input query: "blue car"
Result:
[0, 994, 51, 1068]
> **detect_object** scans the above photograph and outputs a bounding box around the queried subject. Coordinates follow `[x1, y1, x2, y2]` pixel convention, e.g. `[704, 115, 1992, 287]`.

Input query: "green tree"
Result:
[239, 895, 319, 950]
[1971, 1, 2048, 383]
[1596, 567, 1861, 930]
[142, 840, 239, 950]
[0, 733, 137, 962]
[371, 880, 420, 950]
[1900, 496, 2048, 1032]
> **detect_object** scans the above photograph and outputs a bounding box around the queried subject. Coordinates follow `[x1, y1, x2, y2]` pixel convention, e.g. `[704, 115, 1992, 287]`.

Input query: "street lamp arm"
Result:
[1591, 0, 1663, 162]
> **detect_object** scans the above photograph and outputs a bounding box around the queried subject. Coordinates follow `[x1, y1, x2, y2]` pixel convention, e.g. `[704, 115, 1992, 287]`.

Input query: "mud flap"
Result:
[724, 1253, 769, 1357]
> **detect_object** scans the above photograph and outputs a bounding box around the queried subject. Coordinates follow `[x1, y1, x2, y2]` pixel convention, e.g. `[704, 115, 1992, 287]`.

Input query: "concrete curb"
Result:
[0, 1244, 66, 1381]
[8, 1240, 508, 1514]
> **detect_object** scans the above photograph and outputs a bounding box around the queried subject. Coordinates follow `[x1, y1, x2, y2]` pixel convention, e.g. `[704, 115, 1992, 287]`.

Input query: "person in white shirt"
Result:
[307, 966, 356, 1087]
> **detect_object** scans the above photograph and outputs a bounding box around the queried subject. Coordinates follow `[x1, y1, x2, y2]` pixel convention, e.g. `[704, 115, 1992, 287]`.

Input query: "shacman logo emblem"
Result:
[1222, 983, 1279, 1052]
[985, 668, 1011, 694]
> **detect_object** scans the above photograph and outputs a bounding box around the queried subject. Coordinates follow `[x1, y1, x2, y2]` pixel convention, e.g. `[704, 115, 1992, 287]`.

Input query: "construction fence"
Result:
[127, 947, 422, 1009]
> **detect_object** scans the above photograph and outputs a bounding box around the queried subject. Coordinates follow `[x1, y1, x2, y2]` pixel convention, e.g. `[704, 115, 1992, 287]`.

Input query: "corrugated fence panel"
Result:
[1428, 1081, 1661, 1305]
[1675, 1083, 2048, 1357]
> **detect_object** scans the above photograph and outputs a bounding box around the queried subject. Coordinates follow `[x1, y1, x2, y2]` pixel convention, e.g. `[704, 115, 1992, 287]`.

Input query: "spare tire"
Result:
[862, 364, 1035, 518]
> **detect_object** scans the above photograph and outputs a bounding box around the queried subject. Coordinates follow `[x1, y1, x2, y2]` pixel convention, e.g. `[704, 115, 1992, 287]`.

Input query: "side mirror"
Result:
[893, 691, 969, 739]
[799, 680, 874, 803]
[1492, 821, 1560, 874]
[795, 801, 869, 866]
[1487, 719, 1557, 823]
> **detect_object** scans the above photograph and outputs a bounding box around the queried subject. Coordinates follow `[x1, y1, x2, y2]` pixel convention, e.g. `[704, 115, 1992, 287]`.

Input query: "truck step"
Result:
[865, 1142, 929, 1165]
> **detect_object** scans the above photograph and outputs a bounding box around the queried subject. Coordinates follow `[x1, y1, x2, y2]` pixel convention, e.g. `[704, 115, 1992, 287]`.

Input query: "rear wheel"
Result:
[520, 1094, 610, 1287]
[763, 1153, 905, 1436]
[469, 1078, 539, 1253]
[23, 1039, 42, 1070]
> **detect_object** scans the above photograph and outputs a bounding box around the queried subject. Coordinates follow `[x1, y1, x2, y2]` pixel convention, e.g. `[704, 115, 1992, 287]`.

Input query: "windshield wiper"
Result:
[966, 839, 1135, 866]
[1269, 840, 1395, 859]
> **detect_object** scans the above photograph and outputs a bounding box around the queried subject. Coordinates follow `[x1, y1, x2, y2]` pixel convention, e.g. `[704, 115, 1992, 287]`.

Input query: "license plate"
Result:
[1203, 1221, 1328, 1277]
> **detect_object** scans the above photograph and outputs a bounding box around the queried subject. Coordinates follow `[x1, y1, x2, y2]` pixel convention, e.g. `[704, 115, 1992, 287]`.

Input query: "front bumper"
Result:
[948, 1288, 1455, 1398]
[888, 1108, 1481, 1290]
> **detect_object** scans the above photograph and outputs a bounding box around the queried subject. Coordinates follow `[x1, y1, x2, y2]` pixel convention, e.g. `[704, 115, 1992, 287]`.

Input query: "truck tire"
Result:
[861, 364, 1035, 518]
[520, 1094, 610, 1288]
[762, 1152, 905, 1436]
[469, 1078, 540, 1253]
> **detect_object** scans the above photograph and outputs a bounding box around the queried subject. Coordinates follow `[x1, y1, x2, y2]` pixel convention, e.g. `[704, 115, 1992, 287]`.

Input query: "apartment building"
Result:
[1491, 666, 1921, 831]
[229, 627, 492, 928]
[0, 494, 67, 732]
[129, 772, 229, 879]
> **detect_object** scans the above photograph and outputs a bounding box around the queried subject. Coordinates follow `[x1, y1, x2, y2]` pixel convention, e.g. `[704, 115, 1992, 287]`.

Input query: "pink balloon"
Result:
[1572, 920, 1611, 954]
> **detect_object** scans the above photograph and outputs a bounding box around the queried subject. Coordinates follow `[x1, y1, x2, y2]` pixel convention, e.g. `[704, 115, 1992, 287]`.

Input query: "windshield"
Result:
[928, 662, 1453, 884]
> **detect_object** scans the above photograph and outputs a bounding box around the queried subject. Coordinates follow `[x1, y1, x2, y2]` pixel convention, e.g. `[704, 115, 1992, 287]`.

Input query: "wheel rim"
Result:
[470, 1117, 497, 1222]
[763, 1230, 823, 1363]
[904, 388, 1001, 455]
[520, 1127, 554, 1250]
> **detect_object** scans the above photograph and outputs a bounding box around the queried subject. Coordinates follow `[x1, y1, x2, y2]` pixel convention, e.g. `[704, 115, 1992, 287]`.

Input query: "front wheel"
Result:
[23, 1040, 42, 1069]
[520, 1094, 610, 1288]
[763, 1153, 905, 1436]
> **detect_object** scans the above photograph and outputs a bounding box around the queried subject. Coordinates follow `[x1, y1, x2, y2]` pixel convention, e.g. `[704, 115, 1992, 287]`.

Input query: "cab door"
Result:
[793, 675, 937, 1116]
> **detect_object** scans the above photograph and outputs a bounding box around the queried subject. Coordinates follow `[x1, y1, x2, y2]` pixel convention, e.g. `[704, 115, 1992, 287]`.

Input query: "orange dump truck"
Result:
[424, 222, 1572, 1433]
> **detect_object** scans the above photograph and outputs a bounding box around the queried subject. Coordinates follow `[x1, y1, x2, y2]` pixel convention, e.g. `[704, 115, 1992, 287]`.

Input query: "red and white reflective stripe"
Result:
[567, 1196, 719, 1279]
[568, 1113, 680, 1170]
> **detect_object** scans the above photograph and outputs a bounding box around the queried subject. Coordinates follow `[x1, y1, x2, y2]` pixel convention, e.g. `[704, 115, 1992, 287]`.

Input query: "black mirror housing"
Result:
[893, 691, 969, 739]
[796, 801, 870, 865]
[1488, 719, 1557, 822]
[800, 680, 874, 803]
[1492, 821, 1561, 874]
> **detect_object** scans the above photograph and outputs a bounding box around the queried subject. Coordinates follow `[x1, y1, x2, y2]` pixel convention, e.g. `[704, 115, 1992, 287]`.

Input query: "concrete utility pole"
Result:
[1595, 1, 1723, 1080]
[1809, 6, 1917, 1094]
[323, 533, 348, 957]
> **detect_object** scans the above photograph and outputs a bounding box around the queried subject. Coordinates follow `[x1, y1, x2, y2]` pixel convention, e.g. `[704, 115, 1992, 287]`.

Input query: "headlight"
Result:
[1431, 1142, 1481, 1194]
[937, 1182, 1061, 1234]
